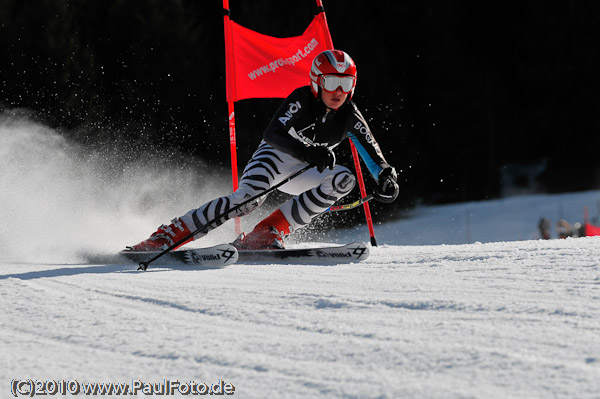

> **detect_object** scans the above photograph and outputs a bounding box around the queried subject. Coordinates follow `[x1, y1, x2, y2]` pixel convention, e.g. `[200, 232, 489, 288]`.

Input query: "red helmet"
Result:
[310, 50, 357, 100]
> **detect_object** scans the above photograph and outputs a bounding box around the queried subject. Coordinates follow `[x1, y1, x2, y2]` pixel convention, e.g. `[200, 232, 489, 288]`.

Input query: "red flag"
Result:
[222, 3, 377, 245]
[226, 13, 332, 101]
[585, 223, 600, 236]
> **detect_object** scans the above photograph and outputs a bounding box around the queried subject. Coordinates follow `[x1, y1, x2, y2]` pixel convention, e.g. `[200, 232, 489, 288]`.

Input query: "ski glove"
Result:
[374, 167, 399, 203]
[302, 145, 335, 173]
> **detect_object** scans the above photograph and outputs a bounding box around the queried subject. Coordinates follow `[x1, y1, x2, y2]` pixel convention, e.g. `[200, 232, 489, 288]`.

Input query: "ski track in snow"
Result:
[2, 238, 599, 399]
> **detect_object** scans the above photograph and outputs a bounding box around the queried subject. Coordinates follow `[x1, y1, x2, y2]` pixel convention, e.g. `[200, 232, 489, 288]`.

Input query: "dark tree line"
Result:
[1, 0, 599, 214]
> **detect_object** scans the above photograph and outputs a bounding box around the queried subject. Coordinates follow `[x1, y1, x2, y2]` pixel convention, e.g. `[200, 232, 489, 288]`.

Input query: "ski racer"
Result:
[126, 49, 399, 251]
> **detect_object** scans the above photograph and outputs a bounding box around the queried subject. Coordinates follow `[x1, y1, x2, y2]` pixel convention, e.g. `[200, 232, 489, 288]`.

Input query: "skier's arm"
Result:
[346, 104, 393, 181]
[346, 106, 399, 202]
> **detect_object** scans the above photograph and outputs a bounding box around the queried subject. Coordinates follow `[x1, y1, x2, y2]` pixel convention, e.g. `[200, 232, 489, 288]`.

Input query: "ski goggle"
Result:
[318, 74, 355, 93]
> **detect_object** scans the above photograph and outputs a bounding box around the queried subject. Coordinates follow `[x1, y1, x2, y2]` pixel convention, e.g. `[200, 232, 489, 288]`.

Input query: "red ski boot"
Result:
[233, 209, 291, 250]
[125, 218, 193, 252]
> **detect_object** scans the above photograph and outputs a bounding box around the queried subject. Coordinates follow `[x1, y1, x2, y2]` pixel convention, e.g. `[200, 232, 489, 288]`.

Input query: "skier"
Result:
[126, 49, 399, 252]
[556, 219, 573, 239]
[538, 217, 551, 240]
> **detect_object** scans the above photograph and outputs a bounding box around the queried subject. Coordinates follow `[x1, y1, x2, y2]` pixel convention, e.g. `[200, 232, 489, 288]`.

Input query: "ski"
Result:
[119, 242, 368, 268]
[120, 244, 238, 267]
[236, 242, 369, 264]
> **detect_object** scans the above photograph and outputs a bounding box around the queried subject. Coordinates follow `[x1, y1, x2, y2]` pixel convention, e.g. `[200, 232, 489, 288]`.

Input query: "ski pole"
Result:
[325, 194, 373, 213]
[138, 165, 312, 270]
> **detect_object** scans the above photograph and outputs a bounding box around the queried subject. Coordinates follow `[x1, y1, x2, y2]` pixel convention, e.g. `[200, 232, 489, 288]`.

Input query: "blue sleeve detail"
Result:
[347, 132, 383, 179]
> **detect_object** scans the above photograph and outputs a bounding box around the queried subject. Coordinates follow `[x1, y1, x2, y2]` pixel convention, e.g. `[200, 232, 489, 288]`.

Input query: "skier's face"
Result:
[321, 87, 348, 110]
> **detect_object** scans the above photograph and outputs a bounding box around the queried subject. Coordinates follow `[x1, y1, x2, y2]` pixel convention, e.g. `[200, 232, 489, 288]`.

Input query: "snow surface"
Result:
[2, 115, 600, 398]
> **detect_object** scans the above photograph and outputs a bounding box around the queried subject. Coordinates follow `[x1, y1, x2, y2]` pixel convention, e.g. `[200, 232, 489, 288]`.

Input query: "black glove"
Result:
[302, 145, 335, 173]
[374, 167, 399, 203]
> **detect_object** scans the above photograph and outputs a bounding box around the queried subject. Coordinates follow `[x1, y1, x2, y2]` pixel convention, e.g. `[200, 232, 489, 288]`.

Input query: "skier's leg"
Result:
[278, 166, 356, 231]
[126, 142, 301, 251]
[234, 166, 356, 249]
[179, 142, 304, 238]
[124, 184, 261, 252]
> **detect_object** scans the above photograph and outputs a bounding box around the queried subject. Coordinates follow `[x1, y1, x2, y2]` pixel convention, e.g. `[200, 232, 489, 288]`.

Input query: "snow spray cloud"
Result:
[0, 112, 235, 263]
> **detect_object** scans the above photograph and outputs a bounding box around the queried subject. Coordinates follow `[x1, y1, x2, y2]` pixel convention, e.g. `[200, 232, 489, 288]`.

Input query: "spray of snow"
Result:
[0, 112, 241, 263]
